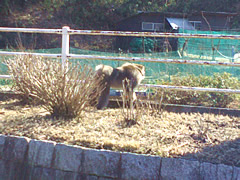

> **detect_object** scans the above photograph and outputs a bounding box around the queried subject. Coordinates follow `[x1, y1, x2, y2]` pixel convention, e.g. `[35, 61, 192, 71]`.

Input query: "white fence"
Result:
[0, 26, 240, 94]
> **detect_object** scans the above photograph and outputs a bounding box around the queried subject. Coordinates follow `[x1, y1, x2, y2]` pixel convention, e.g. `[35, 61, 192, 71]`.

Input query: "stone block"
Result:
[55, 169, 79, 180]
[200, 162, 218, 180]
[121, 153, 161, 180]
[233, 166, 240, 180]
[82, 148, 121, 179]
[0, 159, 9, 180]
[3, 136, 29, 162]
[217, 164, 233, 180]
[28, 139, 56, 168]
[0, 135, 6, 159]
[28, 166, 43, 180]
[28, 166, 58, 180]
[161, 158, 200, 180]
[0, 159, 27, 180]
[98, 177, 115, 180]
[53, 143, 83, 172]
[84, 175, 99, 180]
[201, 163, 235, 180]
[77, 175, 113, 180]
[41, 167, 57, 180]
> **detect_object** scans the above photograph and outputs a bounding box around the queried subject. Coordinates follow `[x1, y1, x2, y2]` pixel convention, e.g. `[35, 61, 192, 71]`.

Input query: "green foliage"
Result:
[0, 0, 34, 16]
[156, 73, 240, 108]
[0, 79, 13, 86]
[166, 0, 240, 13]
[1, 0, 239, 29]
[0, 0, 10, 16]
[40, 0, 65, 12]
[65, 0, 239, 28]
[129, 38, 154, 53]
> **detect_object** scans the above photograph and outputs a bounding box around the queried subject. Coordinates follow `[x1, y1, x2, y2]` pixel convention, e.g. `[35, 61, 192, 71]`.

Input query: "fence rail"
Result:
[1, 51, 240, 67]
[1, 27, 240, 39]
[0, 27, 62, 34]
[141, 84, 240, 94]
[0, 51, 61, 58]
[69, 30, 240, 40]
[68, 54, 240, 67]
[0, 26, 240, 95]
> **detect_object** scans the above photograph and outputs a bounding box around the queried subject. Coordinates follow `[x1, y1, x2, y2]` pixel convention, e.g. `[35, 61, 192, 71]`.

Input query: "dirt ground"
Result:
[0, 93, 239, 167]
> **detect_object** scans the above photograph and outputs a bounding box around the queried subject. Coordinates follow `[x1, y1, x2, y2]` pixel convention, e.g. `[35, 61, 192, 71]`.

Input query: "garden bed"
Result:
[0, 92, 239, 167]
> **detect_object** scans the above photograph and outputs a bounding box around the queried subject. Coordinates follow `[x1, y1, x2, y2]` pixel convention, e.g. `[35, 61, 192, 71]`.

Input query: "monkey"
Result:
[95, 63, 145, 110]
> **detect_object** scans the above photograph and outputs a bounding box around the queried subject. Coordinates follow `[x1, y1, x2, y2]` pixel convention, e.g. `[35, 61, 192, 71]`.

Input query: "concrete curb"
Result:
[0, 134, 239, 180]
[108, 100, 240, 117]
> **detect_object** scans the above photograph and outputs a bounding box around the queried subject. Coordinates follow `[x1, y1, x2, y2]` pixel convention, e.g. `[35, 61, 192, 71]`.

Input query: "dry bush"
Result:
[120, 79, 143, 126]
[119, 81, 166, 126]
[6, 55, 103, 119]
[145, 88, 165, 117]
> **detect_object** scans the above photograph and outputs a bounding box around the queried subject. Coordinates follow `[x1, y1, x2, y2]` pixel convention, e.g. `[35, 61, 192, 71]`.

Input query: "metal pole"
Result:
[0, 75, 11, 79]
[69, 29, 240, 40]
[232, 46, 235, 63]
[0, 51, 61, 58]
[61, 26, 70, 69]
[0, 27, 62, 34]
[67, 54, 240, 67]
[140, 84, 240, 94]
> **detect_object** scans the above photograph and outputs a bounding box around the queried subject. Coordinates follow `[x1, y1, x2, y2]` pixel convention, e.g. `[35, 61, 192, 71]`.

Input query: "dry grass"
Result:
[0, 95, 239, 167]
[5, 55, 103, 118]
[119, 79, 143, 126]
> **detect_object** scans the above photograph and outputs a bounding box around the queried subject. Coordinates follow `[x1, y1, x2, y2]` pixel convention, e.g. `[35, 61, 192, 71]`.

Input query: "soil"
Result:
[0, 93, 239, 167]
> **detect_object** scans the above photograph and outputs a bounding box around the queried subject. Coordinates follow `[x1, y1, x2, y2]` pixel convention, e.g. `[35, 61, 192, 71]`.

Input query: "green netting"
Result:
[50, 47, 240, 80]
[0, 48, 180, 80]
[1, 33, 240, 85]
[129, 38, 155, 53]
[178, 29, 240, 62]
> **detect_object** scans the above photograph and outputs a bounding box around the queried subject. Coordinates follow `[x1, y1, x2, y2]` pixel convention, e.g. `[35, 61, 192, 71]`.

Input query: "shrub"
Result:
[121, 79, 138, 124]
[156, 73, 240, 108]
[6, 55, 103, 119]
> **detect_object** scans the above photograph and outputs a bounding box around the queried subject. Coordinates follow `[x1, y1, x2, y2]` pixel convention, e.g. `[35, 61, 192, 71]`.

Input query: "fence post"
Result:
[61, 26, 70, 69]
[232, 46, 235, 63]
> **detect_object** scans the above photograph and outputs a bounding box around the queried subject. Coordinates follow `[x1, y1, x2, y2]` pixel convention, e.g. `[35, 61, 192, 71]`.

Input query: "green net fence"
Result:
[1, 29, 240, 85]
[0, 48, 181, 83]
[178, 28, 240, 62]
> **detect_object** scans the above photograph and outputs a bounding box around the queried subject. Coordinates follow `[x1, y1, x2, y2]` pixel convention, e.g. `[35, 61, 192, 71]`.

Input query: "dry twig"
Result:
[6, 55, 104, 119]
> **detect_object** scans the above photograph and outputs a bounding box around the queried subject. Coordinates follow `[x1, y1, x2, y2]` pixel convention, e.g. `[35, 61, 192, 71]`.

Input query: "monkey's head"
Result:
[134, 63, 145, 79]
[95, 64, 114, 81]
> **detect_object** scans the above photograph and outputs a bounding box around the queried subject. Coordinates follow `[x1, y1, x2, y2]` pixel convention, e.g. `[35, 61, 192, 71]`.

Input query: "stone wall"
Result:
[0, 134, 239, 180]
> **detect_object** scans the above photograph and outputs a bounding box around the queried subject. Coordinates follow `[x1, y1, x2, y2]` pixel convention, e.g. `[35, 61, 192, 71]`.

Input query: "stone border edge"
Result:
[0, 134, 239, 179]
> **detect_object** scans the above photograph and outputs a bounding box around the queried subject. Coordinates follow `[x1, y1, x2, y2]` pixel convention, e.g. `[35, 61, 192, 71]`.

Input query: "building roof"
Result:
[193, 11, 238, 17]
[166, 17, 195, 30]
[138, 11, 238, 17]
[117, 11, 238, 24]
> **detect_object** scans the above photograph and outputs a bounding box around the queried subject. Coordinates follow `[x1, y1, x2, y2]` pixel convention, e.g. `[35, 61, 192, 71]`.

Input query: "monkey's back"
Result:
[95, 63, 145, 110]
[111, 63, 145, 89]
